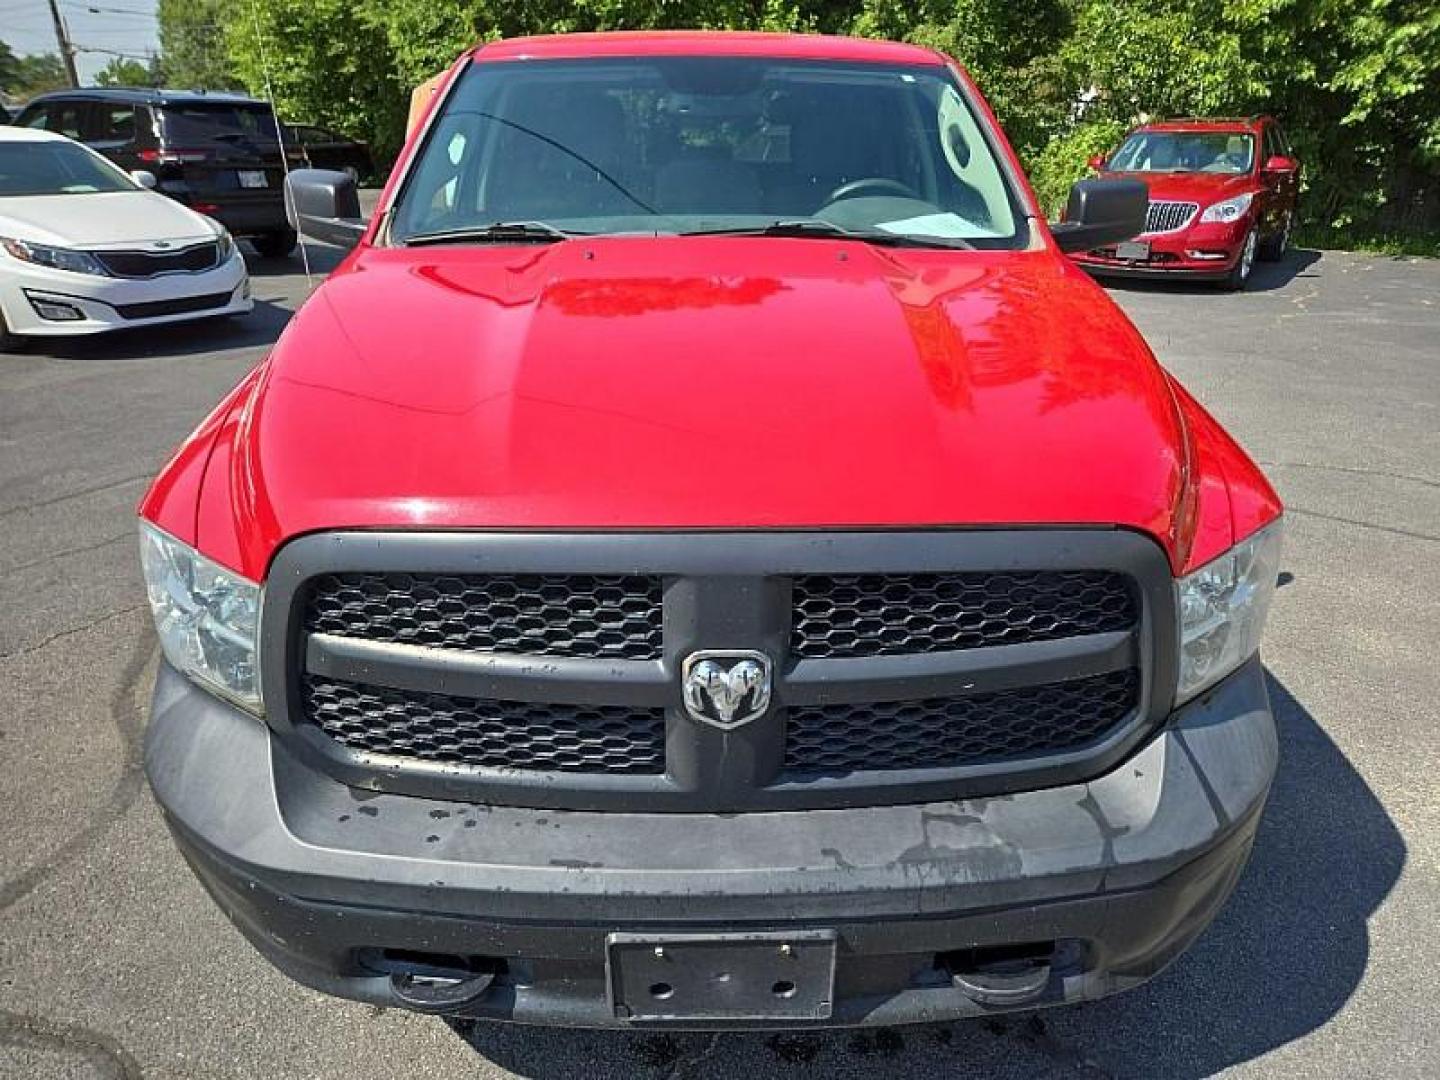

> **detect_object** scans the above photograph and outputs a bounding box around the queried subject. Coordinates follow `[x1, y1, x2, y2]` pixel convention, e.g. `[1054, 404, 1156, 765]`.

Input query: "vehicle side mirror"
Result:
[1262, 154, 1298, 176]
[1086, 153, 1108, 172]
[1049, 178, 1149, 254]
[130, 169, 158, 190]
[285, 168, 367, 250]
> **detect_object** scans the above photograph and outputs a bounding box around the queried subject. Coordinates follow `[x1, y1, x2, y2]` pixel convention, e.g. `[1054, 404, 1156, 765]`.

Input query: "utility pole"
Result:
[46, 0, 81, 87]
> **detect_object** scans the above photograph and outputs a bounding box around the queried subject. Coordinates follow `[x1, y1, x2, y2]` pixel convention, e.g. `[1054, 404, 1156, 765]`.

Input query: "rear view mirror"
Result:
[1262, 154, 1298, 176]
[1086, 153, 1108, 172]
[1049, 178, 1148, 254]
[285, 168, 367, 250]
[130, 169, 158, 190]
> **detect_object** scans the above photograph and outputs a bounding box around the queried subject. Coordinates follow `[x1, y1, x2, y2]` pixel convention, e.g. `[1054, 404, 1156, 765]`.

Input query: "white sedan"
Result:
[0, 126, 251, 349]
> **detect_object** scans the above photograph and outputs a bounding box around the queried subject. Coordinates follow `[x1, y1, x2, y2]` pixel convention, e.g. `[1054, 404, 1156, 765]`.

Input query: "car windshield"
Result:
[0, 141, 136, 196]
[389, 57, 1025, 248]
[159, 102, 280, 144]
[1108, 131, 1255, 175]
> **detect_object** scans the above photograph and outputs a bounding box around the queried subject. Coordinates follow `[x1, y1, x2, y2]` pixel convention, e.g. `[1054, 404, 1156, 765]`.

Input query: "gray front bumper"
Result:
[145, 656, 1276, 1027]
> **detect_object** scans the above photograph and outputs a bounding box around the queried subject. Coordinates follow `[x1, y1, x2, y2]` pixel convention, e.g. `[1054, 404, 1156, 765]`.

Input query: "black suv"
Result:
[13, 88, 300, 257]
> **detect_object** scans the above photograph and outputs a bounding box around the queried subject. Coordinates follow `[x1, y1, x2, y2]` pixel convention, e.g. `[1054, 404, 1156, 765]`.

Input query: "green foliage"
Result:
[158, 0, 243, 91]
[0, 48, 69, 100]
[214, 0, 1440, 246]
[94, 57, 162, 89]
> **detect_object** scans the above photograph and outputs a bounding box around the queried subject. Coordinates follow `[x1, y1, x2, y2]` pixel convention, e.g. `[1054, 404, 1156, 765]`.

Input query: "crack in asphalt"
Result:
[0, 473, 151, 522]
[1258, 459, 1440, 491]
[0, 604, 146, 662]
[1, 531, 134, 578]
[1286, 505, 1440, 544]
[0, 611, 154, 912]
[0, 1009, 144, 1079]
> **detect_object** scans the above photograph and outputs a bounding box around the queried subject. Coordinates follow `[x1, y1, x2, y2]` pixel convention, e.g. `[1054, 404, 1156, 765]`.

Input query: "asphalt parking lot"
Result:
[2, 231, 1437, 1079]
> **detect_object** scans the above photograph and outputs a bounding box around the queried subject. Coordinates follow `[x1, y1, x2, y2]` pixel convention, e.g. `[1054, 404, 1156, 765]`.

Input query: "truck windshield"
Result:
[0, 141, 136, 196]
[1109, 131, 1255, 175]
[389, 57, 1025, 248]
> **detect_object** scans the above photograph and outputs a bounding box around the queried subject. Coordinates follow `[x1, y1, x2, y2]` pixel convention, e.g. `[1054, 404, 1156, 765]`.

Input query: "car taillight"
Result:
[138, 147, 211, 165]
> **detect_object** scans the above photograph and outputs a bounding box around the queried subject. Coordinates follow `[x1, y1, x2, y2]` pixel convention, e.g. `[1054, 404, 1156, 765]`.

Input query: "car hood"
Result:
[0, 190, 218, 248]
[207, 240, 1190, 577]
[1103, 169, 1255, 204]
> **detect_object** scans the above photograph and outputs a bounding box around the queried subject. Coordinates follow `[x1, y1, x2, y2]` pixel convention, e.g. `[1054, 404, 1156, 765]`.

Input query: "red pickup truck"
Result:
[138, 32, 1283, 1030]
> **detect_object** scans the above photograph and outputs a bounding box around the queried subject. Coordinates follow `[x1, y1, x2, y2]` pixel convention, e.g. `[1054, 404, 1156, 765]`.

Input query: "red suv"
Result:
[138, 34, 1283, 1031]
[1071, 117, 1300, 290]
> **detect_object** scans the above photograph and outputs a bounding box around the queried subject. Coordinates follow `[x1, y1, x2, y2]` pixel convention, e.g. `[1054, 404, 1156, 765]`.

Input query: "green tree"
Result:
[94, 56, 162, 88]
[3, 52, 69, 99]
[158, 0, 241, 90]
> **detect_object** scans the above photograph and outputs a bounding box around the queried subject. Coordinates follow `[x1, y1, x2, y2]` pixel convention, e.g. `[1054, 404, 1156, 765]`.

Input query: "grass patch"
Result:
[1296, 224, 1440, 258]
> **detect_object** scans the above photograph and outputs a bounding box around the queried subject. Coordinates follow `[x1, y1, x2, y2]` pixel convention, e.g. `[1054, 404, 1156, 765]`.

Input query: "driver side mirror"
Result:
[1086, 153, 1108, 172]
[130, 169, 158, 190]
[285, 168, 367, 250]
[1049, 178, 1148, 254]
[1262, 154, 1298, 176]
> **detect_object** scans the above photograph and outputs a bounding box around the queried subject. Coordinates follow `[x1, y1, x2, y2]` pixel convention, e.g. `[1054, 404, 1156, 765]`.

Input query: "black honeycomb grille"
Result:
[791, 571, 1136, 659]
[305, 572, 663, 660]
[783, 669, 1140, 775]
[303, 675, 666, 773]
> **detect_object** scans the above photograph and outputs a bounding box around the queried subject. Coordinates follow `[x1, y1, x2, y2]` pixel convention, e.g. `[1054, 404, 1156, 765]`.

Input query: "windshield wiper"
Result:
[681, 220, 972, 249]
[403, 221, 583, 247]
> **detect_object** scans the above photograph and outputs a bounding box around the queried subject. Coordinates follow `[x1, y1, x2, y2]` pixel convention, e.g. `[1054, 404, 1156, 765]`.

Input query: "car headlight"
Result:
[1199, 193, 1255, 224]
[215, 229, 236, 263]
[1175, 519, 1283, 705]
[0, 236, 107, 275]
[139, 522, 263, 713]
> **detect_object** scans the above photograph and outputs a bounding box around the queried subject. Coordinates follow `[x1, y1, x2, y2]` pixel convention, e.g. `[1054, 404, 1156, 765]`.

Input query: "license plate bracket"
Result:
[607, 930, 836, 1023]
[1115, 239, 1151, 261]
[237, 169, 269, 189]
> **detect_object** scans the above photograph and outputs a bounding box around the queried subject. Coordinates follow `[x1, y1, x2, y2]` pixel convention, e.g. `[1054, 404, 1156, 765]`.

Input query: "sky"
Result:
[1, 0, 160, 84]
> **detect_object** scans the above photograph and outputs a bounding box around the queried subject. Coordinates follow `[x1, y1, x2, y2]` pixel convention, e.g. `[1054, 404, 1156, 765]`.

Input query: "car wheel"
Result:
[253, 228, 299, 259]
[1258, 212, 1292, 262]
[1222, 228, 1258, 291]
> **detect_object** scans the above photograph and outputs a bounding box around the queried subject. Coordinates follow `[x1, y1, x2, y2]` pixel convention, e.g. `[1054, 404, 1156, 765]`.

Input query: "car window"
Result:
[390, 56, 1025, 248]
[20, 108, 50, 130]
[27, 102, 87, 139]
[158, 102, 279, 144]
[1109, 131, 1255, 175]
[98, 105, 137, 143]
[0, 140, 137, 195]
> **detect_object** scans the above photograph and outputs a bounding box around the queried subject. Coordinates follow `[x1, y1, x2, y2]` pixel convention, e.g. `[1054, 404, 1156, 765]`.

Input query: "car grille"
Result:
[1144, 201, 1199, 234]
[304, 675, 666, 774]
[791, 572, 1135, 659]
[305, 572, 664, 660]
[94, 242, 220, 278]
[114, 291, 232, 320]
[784, 670, 1139, 775]
[269, 532, 1171, 811]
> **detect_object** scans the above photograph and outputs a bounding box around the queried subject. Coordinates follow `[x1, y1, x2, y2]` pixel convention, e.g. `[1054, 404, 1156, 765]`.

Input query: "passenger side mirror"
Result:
[130, 169, 158, 190]
[1262, 154, 1298, 176]
[285, 168, 367, 250]
[1086, 153, 1108, 172]
[1049, 178, 1149, 254]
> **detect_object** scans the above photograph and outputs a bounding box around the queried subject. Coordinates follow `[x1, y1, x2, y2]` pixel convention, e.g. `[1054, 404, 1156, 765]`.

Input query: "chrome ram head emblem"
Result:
[681, 650, 773, 730]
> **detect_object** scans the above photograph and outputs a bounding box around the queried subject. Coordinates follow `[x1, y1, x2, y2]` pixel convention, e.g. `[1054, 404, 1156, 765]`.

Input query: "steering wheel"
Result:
[824, 177, 921, 204]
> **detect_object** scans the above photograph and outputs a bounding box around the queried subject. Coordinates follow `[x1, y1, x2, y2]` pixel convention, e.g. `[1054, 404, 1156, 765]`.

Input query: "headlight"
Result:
[1176, 519, 1283, 705]
[139, 522, 263, 713]
[215, 229, 236, 262]
[0, 236, 107, 275]
[1199, 193, 1255, 224]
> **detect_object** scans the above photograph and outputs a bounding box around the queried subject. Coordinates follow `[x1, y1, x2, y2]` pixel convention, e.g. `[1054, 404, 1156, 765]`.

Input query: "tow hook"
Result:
[941, 942, 1059, 1007]
[389, 968, 497, 1013]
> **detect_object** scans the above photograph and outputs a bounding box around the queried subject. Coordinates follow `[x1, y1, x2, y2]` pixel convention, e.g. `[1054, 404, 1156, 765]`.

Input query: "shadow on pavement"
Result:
[1097, 247, 1322, 296]
[448, 672, 1403, 1077]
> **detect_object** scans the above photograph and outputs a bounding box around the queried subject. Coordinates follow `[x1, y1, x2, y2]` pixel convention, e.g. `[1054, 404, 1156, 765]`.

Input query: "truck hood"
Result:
[206, 240, 1190, 577]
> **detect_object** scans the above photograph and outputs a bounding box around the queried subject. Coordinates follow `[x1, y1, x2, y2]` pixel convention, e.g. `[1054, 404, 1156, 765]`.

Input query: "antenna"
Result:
[247, 0, 314, 290]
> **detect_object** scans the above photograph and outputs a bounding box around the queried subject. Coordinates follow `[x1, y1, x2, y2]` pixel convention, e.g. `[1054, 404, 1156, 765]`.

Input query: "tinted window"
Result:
[0, 141, 136, 195]
[30, 102, 88, 139]
[98, 105, 138, 142]
[1110, 131, 1255, 175]
[159, 102, 278, 143]
[391, 57, 1024, 248]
